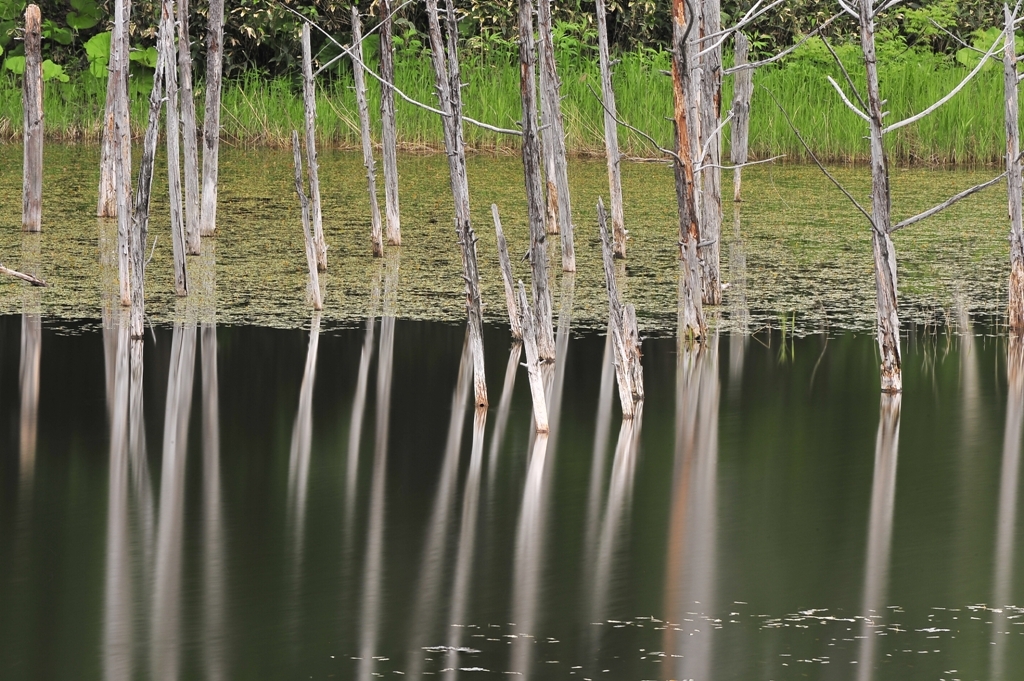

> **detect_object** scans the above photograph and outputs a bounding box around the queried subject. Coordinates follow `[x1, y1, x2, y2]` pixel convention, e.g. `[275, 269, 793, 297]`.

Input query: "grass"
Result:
[0, 46, 1008, 165]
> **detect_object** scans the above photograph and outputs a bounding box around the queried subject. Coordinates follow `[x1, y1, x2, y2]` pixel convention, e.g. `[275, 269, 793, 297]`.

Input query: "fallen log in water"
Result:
[0, 264, 46, 287]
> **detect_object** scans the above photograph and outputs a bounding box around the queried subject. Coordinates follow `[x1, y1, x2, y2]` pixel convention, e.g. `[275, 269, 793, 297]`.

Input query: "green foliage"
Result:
[84, 30, 109, 78]
[41, 58, 67, 81]
[66, 0, 102, 31]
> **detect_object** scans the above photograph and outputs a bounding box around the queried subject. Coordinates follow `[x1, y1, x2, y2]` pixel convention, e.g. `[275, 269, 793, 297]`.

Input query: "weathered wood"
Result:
[517, 0, 555, 360]
[598, 197, 638, 418]
[112, 0, 132, 305]
[178, 0, 201, 255]
[595, 0, 626, 258]
[426, 0, 488, 408]
[1007, 3, 1024, 333]
[292, 131, 323, 311]
[536, 0, 575, 272]
[98, 0, 130, 219]
[301, 24, 327, 272]
[130, 28, 169, 338]
[730, 31, 753, 202]
[698, 0, 724, 305]
[622, 303, 644, 404]
[352, 10, 384, 258]
[0, 264, 46, 286]
[161, 0, 188, 297]
[671, 0, 701, 263]
[858, 0, 901, 393]
[492, 204, 523, 340]
[379, 0, 401, 246]
[517, 280, 549, 432]
[22, 4, 42, 233]
[199, 0, 224, 236]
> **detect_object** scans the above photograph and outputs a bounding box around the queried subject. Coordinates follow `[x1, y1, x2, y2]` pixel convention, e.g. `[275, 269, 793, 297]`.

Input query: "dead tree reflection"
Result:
[202, 322, 225, 681]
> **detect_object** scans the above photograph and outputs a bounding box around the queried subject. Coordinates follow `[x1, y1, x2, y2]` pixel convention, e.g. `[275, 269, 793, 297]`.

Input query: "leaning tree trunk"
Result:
[178, 0, 201, 255]
[1006, 3, 1024, 333]
[379, 0, 401, 246]
[698, 0, 723, 305]
[858, 0, 901, 393]
[517, 0, 556, 360]
[730, 32, 753, 203]
[99, 0, 130, 219]
[595, 0, 626, 258]
[301, 24, 327, 272]
[199, 0, 224, 236]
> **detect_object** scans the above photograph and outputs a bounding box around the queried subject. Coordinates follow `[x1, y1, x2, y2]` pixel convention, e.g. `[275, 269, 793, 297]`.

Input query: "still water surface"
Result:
[1, 314, 1023, 680]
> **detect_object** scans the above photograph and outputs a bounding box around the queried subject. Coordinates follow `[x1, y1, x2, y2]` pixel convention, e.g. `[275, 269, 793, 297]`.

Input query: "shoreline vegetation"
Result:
[0, 47, 1007, 165]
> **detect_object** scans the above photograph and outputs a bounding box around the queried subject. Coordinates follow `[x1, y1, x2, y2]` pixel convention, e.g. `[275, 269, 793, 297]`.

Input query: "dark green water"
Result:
[1, 313, 1023, 681]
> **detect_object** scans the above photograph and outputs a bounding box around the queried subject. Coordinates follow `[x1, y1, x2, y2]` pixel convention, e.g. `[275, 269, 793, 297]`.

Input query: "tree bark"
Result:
[112, 0, 132, 305]
[698, 0, 723, 304]
[517, 0, 556, 360]
[178, 0, 201, 255]
[730, 31, 753, 203]
[598, 197, 641, 418]
[536, 0, 575, 272]
[352, 9, 384, 258]
[425, 0, 488, 407]
[161, 0, 188, 297]
[1006, 4, 1024, 333]
[858, 0, 902, 393]
[22, 4, 42, 233]
[199, 0, 224, 236]
[301, 24, 327, 272]
[292, 131, 323, 311]
[595, 0, 626, 258]
[492, 204, 523, 340]
[99, 0, 130, 219]
[379, 0, 401, 246]
[517, 281, 549, 432]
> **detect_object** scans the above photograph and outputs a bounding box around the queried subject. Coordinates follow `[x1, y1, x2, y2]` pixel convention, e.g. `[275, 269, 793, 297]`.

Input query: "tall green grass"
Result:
[0, 48, 1007, 165]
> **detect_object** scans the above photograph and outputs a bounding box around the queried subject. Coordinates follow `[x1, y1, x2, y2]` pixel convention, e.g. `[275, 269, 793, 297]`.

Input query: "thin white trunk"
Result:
[379, 0, 401, 245]
[301, 24, 327, 271]
[595, 0, 626, 258]
[291, 131, 323, 311]
[178, 0, 201, 255]
[730, 32, 753, 203]
[162, 0, 188, 297]
[199, 0, 224, 236]
[352, 10, 384, 258]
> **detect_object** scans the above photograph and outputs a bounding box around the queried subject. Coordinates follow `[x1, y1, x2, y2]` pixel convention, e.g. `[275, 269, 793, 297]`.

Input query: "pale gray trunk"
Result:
[1006, 4, 1024, 332]
[301, 24, 327, 272]
[858, 0, 901, 393]
[22, 4, 42, 233]
[352, 9, 384, 258]
[516, 281, 549, 432]
[425, 0, 488, 408]
[99, 0, 130, 218]
[536, 0, 575, 271]
[730, 32, 753, 203]
[517, 0, 556, 360]
[199, 0, 224, 236]
[113, 0, 132, 305]
[161, 0, 188, 297]
[178, 0, 201, 255]
[492, 204, 523, 339]
[379, 0, 402, 245]
[595, 0, 626, 258]
[291, 131, 323, 311]
[698, 0, 722, 305]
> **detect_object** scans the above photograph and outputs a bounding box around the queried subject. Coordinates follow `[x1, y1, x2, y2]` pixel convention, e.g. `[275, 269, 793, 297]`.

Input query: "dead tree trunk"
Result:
[178, 0, 201, 255]
[161, 0, 188, 297]
[1006, 3, 1024, 332]
[595, 0, 626, 258]
[536, 0, 575, 272]
[301, 24, 327, 272]
[199, 0, 224, 236]
[858, 0, 901, 393]
[292, 131, 323, 312]
[99, 0, 130, 219]
[492, 204, 523, 340]
[424, 0, 488, 408]
[517, 0, 556, 360]
[516, 281, 549, 432]
[112, 0, 132, 305]
[131, 27, 170, 338]
[379, 0, 401, 246]
[351, 9, 384, 258]
[698, 0, 723, 305]
[22, 4, 42, 233]
[730, 31, 753, 203]
[598, 198, 642, 417]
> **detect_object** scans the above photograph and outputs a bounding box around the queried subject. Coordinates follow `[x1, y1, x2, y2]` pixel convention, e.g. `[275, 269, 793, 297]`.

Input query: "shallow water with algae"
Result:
[0, 144, 1010, 335]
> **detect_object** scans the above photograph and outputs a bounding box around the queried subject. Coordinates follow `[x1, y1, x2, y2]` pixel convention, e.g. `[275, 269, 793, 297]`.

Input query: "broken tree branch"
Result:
[891, 171, 1009, 232]
[0, 264, 46, 286]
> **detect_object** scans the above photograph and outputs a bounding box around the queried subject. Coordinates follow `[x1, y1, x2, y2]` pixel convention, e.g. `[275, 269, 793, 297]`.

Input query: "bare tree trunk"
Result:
[131, 27, 169, 338]
[301, 24, 327, 272]
[161, 0, 188, 297]
[536, 0, 575, 272]
[113, 0, 132, 305]
[99, 0, 130, 218]
[292, 131, 323, 311]
[352, 9, 384, 258]
[517, 0, 556, 360]
[492, 204, 523, 339]
[516, 281, 549, 432]
[730, 32, 752, 203]
[598, 198, 642, 417]
[178, 0, 200, 255]
[595, 0, 626, 258]
[698, 0, 723, 305]
[22, 4, 42, 233]
[425, 0, 488, 408]
[1006, 3, 1024, 333]
[199, 0, 224, 236]
[379, 0, 401, 246]
[858, 0, 901, 393]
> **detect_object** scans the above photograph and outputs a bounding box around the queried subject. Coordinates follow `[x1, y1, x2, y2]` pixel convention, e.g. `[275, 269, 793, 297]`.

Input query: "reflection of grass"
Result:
[0, 49, 1004, 164]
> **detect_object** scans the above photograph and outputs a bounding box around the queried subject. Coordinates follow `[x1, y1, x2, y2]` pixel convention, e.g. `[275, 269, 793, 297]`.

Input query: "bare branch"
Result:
[699, 111, 734, 165]
[874, 0, 910, 16]
[0, 264, 46, 286]
[313, 0, 415, 77]
[724, 13, 842, 75]
[820, 36, 869, 112]
[836, 0, 859, 19]
[927, 18, 999, 62]
[696, 0, 787, 58]
[891, 172, 1008, 232]
[827, 76, 871, 122]
[585, 82, 682, 164]
[696, 154, 786, 173]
